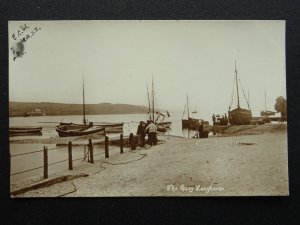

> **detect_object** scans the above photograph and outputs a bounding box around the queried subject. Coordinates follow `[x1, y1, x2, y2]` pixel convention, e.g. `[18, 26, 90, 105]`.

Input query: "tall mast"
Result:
[187, 93, 190, 118]
[82, 77, 86, 125]
[235, 60, 240, 108]
[264, 91, 267, 111]
[152, 77, 155, 122]
[147, 83, 151, 121]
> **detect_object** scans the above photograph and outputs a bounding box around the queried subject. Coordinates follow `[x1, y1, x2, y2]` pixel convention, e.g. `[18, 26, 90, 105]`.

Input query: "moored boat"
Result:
[182, 93, 200, 129]
[56, 123, 105, 137]
[228, 61, 252, 125]
[10, 126, 42, 136]
[56, 78, 105, 137]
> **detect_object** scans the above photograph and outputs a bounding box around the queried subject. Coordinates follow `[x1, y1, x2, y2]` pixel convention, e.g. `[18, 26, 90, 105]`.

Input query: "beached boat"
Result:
[94, 122, 124, 133]
[182, 93, 200, 129]
[56, 79, 105, 137]
[260, 92, 275, 117]
[10, 126, 42, 136]
[228, 61, 252, 125]
[146, 78, 172, 132]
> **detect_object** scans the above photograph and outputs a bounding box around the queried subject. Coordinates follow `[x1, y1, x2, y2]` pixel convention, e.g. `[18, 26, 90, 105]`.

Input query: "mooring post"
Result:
[68, 141, 73, 170]
[89, 139, 94, 163]
[129, 133, 135, 150]
[105, 136, 109, 158]
[43, 146, 48, 179]
[120, 134, 123, 154]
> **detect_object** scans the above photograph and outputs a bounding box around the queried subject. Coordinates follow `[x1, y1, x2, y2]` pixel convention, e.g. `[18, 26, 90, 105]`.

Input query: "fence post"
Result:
[43, 146, 48, 179]
[68, 141, 73, 170]
[120, 134, 123, 154]
[89, 139, 94, 163]
[105, 136, 109, 158]
[129, 133, 135, 150]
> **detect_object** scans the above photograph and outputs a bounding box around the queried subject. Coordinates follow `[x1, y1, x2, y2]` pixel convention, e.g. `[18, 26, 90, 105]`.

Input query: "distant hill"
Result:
[9, 102, 149, 117]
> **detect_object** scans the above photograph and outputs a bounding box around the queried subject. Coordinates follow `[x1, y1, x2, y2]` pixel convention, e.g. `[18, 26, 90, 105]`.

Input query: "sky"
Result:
[9, 20, 286, 116]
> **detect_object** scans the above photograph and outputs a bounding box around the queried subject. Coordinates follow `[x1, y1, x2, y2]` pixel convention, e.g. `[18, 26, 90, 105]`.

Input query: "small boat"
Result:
[56, 79, 105, 137]
[56, 123, 105, 137]
[146, 78, 172, 132]
[94, 122, 124, 133]
[260, 91, 275, 117]
[10, 126, 42, 136]
[228, 61, 252, 125]
[182, 93, 200, 129]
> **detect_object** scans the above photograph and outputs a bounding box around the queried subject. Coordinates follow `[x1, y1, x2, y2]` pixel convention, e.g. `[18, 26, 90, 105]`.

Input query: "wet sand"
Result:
[11, 124, 289, 197]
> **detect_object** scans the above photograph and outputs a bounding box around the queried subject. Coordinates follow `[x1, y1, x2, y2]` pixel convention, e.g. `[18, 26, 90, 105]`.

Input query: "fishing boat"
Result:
[146, 78, 172, 132]
[182, 93, 200, 129]
[260, 91, 275, 117]
[94, 122, 124, 133]
[228, 61, 252, 125]
[56, 79, 105, 137]
[10, 126, 42, 136]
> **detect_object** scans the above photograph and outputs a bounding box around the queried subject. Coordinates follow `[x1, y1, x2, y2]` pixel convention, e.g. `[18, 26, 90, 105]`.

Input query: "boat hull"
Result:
[228, 108, 252, 125]
[10, 126, 43, 136]
[182, 118, 199, 129]
[56, 125, 105, 137]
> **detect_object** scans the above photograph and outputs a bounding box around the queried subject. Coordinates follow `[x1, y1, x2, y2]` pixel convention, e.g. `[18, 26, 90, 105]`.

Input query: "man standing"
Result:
[137, 121, 146, 147]
[212, 114, 216, 125]
[198, 121, 204, 138]
[145, 121, 157, 146]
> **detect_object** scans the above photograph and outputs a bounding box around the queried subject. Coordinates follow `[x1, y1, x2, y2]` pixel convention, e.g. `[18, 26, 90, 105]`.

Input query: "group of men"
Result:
[136, 120, 157, 147]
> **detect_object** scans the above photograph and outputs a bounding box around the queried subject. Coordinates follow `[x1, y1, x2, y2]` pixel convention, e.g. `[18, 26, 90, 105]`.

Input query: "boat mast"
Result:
[264, 91, 267, 111]
[235, 60, 240, 108]
[152, 77, 155, 122]
[82, 77, 87, 125]
[187, 93, 190, 119]
[147, 83, 151, 121]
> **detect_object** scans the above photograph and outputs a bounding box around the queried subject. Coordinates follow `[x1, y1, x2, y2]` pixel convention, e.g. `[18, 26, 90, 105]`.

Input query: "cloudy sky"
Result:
[9, 20, 286, 116]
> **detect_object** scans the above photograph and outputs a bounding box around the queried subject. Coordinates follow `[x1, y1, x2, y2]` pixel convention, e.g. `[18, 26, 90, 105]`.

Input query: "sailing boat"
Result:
[228, 61, 252, 125]
[182, 93, 200, 129]
[192, 107, 197, 114]
[146, 78, 172, 131]
[55, 79, 105, 137]
[260, 91, 275, 117]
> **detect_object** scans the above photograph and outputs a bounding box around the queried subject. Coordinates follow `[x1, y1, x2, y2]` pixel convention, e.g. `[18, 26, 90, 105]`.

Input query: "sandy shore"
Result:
[11, 124, 288, 197]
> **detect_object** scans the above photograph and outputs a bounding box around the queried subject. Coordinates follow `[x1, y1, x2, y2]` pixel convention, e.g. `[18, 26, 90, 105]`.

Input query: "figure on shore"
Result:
[212, 114, 216, 125]
[198, 121, 204, 138]
[224, 113, 228, 125]
[145, 120, 157, 146]
[137, 121, 146, 147]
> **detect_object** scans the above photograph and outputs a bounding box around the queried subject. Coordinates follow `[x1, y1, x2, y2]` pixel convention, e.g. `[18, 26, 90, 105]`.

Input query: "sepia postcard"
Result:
[9, 20, 288, 197]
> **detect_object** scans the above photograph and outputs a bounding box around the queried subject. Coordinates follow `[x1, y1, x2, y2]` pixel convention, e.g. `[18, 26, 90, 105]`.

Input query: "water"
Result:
[10, 113, 210, 186]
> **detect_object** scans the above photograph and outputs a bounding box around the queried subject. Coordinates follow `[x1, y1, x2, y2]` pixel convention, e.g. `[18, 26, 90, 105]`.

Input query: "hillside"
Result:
[9, 102, 149, 117]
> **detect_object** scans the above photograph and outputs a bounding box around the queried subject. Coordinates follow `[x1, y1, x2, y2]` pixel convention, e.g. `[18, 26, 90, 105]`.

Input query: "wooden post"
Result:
[120, 134, 123, 154]
[43, 146, 48, 179]
[129, 133, 135, 150]
[105, 136, 109, 158]
[89, 139, 94, 163]
[68, 141, 73, 170]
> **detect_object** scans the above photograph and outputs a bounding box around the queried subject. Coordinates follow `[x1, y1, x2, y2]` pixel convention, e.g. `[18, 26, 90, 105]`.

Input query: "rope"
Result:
[10, 149, 44, 157]
[48, 159, 69, 167]
[11, 165, 44, 176]
[57, 182, 77, 197]
[238, 78, 251, 110]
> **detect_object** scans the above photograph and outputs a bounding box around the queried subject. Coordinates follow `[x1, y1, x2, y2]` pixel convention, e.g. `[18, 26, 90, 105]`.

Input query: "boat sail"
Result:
[228, 61, 252, 125]
[182, 93, 199, 129]
[56, 79, 105, 137]
[146, 78, 172, 131]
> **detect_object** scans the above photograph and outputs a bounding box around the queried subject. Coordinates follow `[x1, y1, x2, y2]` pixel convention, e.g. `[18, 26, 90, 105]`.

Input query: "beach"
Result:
[11, 123, 288, 197]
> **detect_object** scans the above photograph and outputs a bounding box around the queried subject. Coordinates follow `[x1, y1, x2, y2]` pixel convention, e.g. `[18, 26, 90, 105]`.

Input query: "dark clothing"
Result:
[212, 115, 216, 125]
[198, 124, 204, 138]
[137, 124, 146, 147]
[148, 132, 157, 145]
